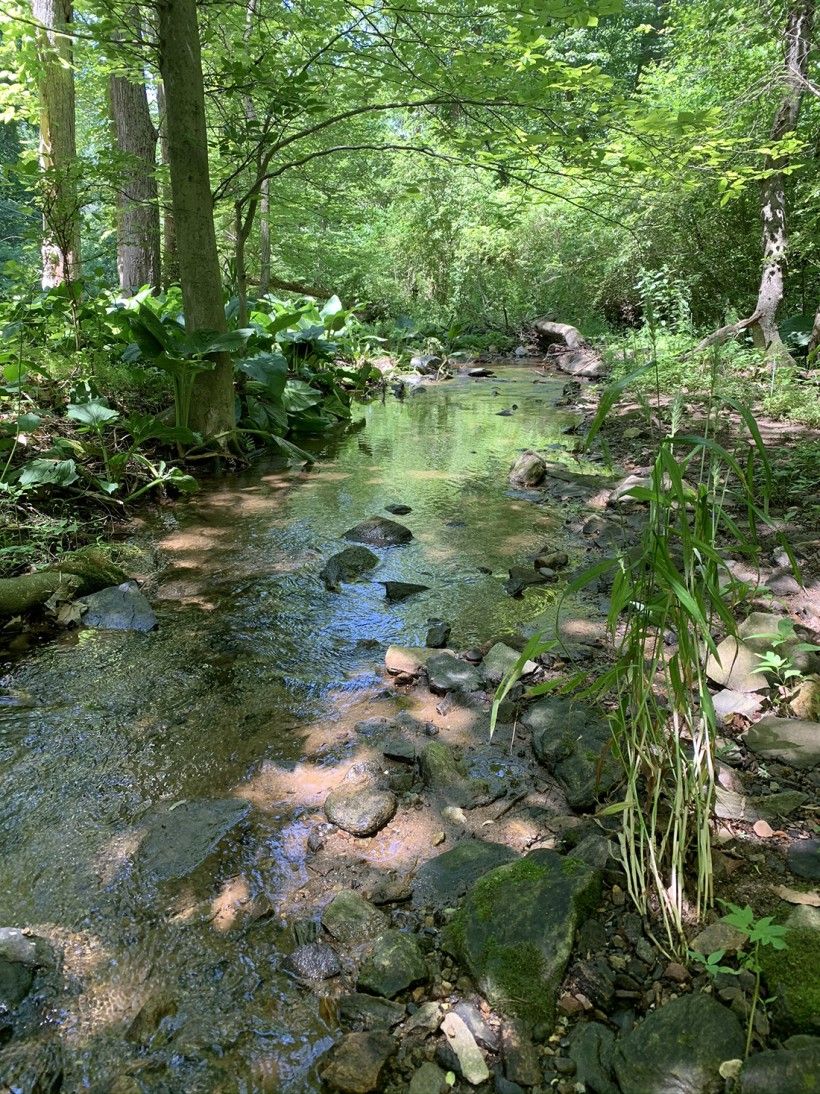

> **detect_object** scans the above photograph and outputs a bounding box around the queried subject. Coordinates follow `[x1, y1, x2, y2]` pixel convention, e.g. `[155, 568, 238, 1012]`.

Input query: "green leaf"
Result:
[238, 351, 288, 395]
[18, 458, 78, 487]
[282, 379, 324, 413]
[66, 401, 120, 427]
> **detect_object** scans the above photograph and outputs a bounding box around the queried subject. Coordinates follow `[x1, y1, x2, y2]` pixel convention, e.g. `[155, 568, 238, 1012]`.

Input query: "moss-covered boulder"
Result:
[759, 926, 820, 1034]
[442, 849, 600, 1031]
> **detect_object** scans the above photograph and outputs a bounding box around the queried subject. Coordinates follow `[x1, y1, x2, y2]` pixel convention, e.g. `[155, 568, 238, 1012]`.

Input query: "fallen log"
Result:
[0, 546, 130, 619]
[532, 318, 605, 378]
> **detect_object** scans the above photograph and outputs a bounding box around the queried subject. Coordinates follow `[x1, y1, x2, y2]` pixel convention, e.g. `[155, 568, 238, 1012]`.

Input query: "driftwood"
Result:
[532, 318, 605, 378]
[0, 547, 129, 619]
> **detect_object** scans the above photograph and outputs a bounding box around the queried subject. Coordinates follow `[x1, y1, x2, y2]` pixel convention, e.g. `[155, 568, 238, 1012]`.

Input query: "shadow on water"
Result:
[0, 367, 600, 1091]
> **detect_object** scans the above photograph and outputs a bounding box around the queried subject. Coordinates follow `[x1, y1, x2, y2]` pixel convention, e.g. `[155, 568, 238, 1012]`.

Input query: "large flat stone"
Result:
[412, 840, 518, 908]
[343, 517, 413, 546]
[745, 716, 819, 769]
[137, 798, 250, 881]
[426, 653, 483, 695]
[80, 581, 157, 631]
[706, 637, 768, 692]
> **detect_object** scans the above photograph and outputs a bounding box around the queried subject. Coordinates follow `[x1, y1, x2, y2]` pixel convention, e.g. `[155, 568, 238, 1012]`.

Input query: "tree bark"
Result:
[33, 0, 80, 289]
[108, 11, 160, 294]
[259, 178, 271, 296]
[808, 302, 820, 362]
[156, 80, 179, 287]
[749, 0, 814, 357]
[156, 0, 235, 441]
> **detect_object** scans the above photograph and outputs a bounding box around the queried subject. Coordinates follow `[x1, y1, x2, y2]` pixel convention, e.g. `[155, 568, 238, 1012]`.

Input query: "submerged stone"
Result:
[343, 516, 413, 546]
[426, 619, 452, 648]
[443, 849, 600, 1031]
[418, 741, 492, 808]
[384, 503, 412, 515]
[504, 567, 549, 598]
[320, 546, 379, 591]
[137, 798, 250, 881]
[284, 942, 340, 980]
[613, 993, 744, 1094]
[380, 581, 429, 602]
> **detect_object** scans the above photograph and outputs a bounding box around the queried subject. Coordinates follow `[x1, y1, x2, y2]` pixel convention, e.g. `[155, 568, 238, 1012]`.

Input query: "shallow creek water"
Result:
[0, 367, 591, 1091]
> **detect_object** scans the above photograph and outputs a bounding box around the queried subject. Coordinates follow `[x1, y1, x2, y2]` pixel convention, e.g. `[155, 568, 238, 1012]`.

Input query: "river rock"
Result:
[690, 922, 748, 955]
[284, 942, 340, 980]
[758, 926, 820, 1034]
[705, 637, 768, 692]
[412, 840, 518, 908]
[522, 698, 619, 809]
[426, 653, 483, 695]
[357, 930, 428, 998]
[426, 620, 452, 648]
[480, 643, 537, 686]
[419, 741, 491, 808]
[385, 646, 439, 676]
[409, 1061, 447, 1094]
[739, 1040, 820, 1094]
[324, 775, 397, 837]
[385, 503, 412, 515]
[612, 993, 745, 1094]
[320, 547, 379, 591]
[79, 581, 156, 631]
[787, 838, 820, 880]
[0, 940, 36, 1011]
[534, 550, 569, 571]
[0, 1039, 64, 1094]
[343, 516, 413, 546]
[137, 798, 250, 881]
[555, 348, 604, 378]
[744, 716, 820, 769]
[440, 1011, 490, 1085]
[569, 1021, 618, 1094]
[444, 849, 600, 1030]
[738, 612, 820, 674]
[504, 567, 549, 597]
[468, 367, 494, 377]
[509, 451, 546, 487]
[320, 1031, 396, 1093]
[411, 354, 442, 374]
[323, 890, 388, 944]
[380, 581, 429, 602]
[339, 993, 405, 1031]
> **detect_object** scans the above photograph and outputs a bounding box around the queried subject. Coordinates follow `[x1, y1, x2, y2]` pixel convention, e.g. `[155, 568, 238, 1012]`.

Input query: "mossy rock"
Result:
[443, 849, 600, 1031]
[759, 926, 820, 1035]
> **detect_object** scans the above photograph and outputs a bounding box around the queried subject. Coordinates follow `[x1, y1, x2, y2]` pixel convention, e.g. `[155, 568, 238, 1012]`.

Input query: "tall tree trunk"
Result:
[33, 0, 80, 289]
[808, 302, 820, 362]
[156, 80, 179, 287]
[156, 0, 235, 441]
[749, 0, 814, 357]
[108, 12, 160, 294]
[259, 178, 271, 296]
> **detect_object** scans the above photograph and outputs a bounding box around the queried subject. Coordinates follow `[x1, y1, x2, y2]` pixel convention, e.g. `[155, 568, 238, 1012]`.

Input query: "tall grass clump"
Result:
[569, 352, 778, 952]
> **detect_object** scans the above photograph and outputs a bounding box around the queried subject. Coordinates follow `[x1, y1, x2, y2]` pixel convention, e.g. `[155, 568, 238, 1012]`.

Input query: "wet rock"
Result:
[523, 698, 619, 810]
[494, 1073, 525, 1094]
[690, 922, 748, 955]
[444, 849, 600, 1031]
[354, 716, 398, 740]
[501, 1023, 540, 1086]
[404, 1001, 444, 1033]
[343, 516, 413, 547]
[613, 993, 744, 1094]
[380, 581, 430, 602]
[426, 653, 483, 695]
[324, 770, 397, 837]
[382, 737, 417, 764]
[126, 989, 177, 1042]
[468, 367, 494, 377]
[412, 840, 518, 908]
[568, 1021, 617, 1094]
[441, 1011, 490, 1085]
[534, 550, 569, 571]
[79, 580, 156, 631]
[320, 1030, 396, 1093]
[426, 620, 452, 649]
[385, 646, 438, 676]
[0, 1038, 63, 1094]
[745, 716, 820, 769]
[739, 1041, 820, 1094]
[357, 931, 428, 998]
[419, 741, 491, 808]
[137, 798, 250, 881]
[284, 942, 340, 980]
[385, 503, 412, 515]
[705, 637, 768, 693]
[758, 926, 820, 1034]
[339, 993, 405, 1030]
[323, 891, 388, 944]
[320, 547, 379, 591]
[0, 928, 37, 1011]
[787, 838, 820, 880]
[509, 451, 546, 487]
[480, 643, 537, 687]
[504, 567, 549, 598]
[409, 1061, 448, 1094]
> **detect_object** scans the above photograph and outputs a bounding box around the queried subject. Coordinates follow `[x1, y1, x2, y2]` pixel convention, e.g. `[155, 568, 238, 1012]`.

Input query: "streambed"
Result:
[0, 366, 597, 1091]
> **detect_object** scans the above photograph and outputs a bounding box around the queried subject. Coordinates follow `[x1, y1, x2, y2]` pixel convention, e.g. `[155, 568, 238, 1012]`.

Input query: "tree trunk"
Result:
[259, 178, 271, 296]
[808, 303, 820, 362]
[749, 0, 814, 357]
[33, 0, 80, 289]
[108, 13, 160, 294]
[156, 81, 179, 287]
[156, 0, 235, 441]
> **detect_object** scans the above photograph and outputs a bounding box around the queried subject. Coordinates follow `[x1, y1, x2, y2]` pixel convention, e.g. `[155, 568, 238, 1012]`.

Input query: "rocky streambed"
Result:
[0, 360, 818, 1093]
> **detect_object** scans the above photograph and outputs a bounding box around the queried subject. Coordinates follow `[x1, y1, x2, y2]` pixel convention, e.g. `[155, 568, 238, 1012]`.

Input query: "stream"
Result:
[0, 366, 594, 1092]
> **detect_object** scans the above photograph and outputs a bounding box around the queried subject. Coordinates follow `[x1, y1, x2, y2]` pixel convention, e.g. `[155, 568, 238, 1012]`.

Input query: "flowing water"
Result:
[0, 367, 593, 1092]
